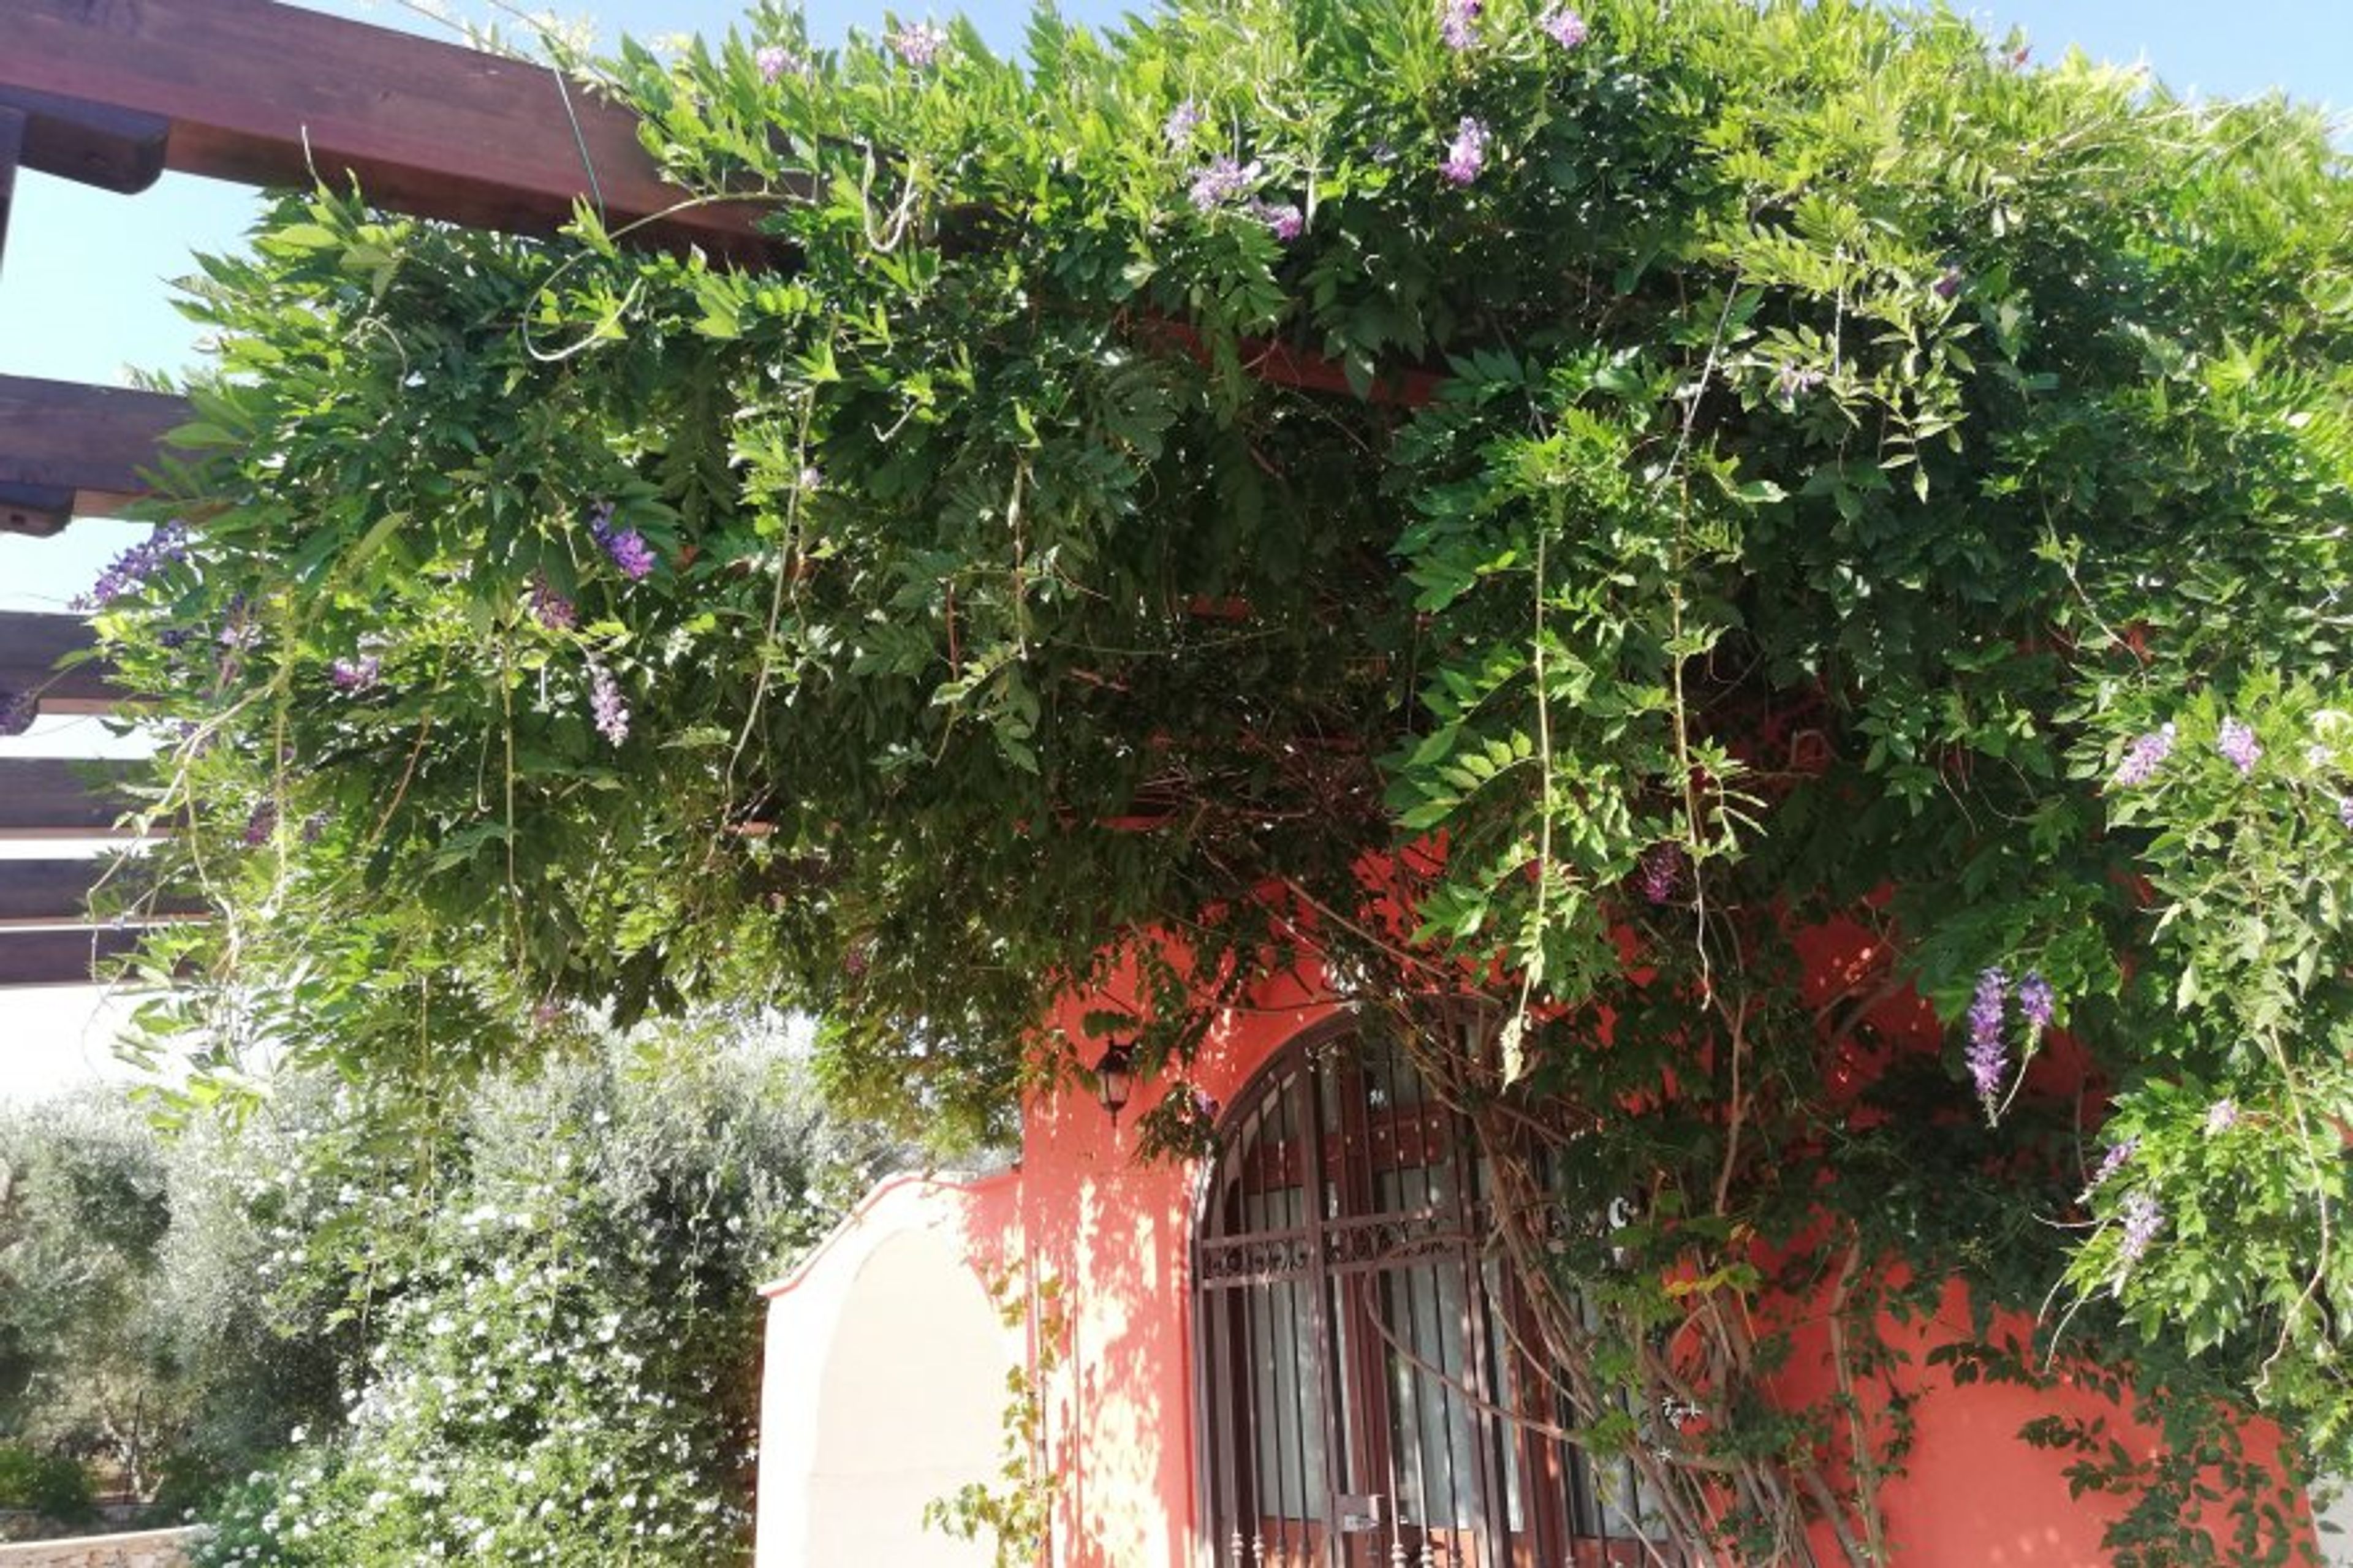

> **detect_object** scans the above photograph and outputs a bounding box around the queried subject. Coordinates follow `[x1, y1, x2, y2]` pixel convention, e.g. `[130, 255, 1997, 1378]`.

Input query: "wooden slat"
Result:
[6, 0, 782, 260]
[0, 859, 104, 924]
[0, 86, 170, 195]
[0, 758, 143, 837]
[0, 612, 118, 714]
[0, 374, 189, 529]
[0, 925, 143, 987]
[0, 857, 199, 926]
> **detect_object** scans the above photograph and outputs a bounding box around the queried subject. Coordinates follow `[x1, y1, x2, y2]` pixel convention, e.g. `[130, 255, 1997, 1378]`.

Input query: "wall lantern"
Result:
[1093, 1039, 1137, 1124]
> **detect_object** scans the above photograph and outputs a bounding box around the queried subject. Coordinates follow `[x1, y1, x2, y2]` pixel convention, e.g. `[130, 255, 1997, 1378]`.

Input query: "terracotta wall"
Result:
[758, 925, 2322, 1565]
[1010, 944, 2305, 1567]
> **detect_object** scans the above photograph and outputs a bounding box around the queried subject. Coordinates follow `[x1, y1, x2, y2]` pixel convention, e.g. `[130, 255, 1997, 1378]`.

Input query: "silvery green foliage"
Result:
[167, 1015, 906, 1566]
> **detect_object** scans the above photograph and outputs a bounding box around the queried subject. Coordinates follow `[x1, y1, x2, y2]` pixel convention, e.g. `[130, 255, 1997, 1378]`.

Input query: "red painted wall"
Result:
[986, 931, 2309, 1565]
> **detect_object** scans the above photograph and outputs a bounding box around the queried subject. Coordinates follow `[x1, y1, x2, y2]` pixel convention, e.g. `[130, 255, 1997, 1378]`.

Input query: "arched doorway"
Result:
[1192, 1017, 1662, 1567]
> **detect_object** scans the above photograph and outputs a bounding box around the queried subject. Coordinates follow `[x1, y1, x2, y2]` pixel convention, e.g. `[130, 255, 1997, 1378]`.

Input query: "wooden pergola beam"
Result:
[0, 758, 144, 838]
[0, 611, 119, 714]
[0, 374, 189, 533]
[0, 924, 145, 987]
[0, 857, 200, 926]
[4, 0, 781, 260]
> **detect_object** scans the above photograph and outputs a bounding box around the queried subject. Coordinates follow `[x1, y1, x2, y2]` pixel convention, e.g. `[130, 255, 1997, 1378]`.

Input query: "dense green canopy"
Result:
[85, 0, 2353, 1556]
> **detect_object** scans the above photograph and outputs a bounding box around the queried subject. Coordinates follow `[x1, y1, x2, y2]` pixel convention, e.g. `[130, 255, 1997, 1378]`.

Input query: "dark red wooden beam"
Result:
[0, 860, 105, 925]
[0, 924, 144, 987]
[0, 86, 170, 196]
[0, 758, 143, 838]
[0, 374, 189, 534]
[0, 612, 118, 714]
[4, 0, 782, 261]
[0, 857, 199, 926]
[0, 85, 172, 271]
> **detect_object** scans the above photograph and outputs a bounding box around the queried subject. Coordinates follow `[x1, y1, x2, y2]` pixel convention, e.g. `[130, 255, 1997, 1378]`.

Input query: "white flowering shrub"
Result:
[189, 1016, 903, 1566]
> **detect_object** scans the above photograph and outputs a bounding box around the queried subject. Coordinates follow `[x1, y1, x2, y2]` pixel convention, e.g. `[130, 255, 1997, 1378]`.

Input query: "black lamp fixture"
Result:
[1093, 1038, 1137, 1124]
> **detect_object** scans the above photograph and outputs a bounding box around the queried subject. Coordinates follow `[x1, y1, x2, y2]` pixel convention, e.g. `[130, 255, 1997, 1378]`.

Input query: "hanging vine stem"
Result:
[1502, 495, 1561, 1085]
[1381, 998, 1894, 1566]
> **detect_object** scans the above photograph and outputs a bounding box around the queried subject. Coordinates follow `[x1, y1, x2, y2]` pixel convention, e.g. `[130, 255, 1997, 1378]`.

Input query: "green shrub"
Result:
[0, 1441, 94, 1520]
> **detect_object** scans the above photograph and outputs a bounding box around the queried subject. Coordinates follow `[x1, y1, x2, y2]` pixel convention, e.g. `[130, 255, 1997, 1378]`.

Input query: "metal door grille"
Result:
[1193, 1020, 1667, 1568]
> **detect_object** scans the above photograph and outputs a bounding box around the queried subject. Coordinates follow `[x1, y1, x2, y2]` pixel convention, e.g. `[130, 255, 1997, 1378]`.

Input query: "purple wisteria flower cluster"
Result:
[74, 521, 191, 610]
[2112, 722, 2175, 787]
[1188, 155, 1262, 211]
[1163, 100, 1205, 148]
[1441, 117, 1489, 186]
[1774, 364, 1826, 404]
[1440, 0, 1481, 51]
[1635, 843, 1682, 906]
[1966, 966, 2057, 1114]
[888, 21, 946, 68]
[0, 689, 33, 740]
[1966, 965, 2009, 1105]
[2216, 716, 2260, 776]
[2015, 970, 2054, 1035]
[588, 504, 656, 581]
[1539, 6, 1590, 48]
[2091, 1137, 2137, 1187]
[2116, 1190, 2164, 1267]
[1253, 202, 1305, 243]
[2204, 1099, 2239, 1136]
[588, 662, 630, 748]
[242, 803, 278, 847]
[2340, 796, 2353, 831]
[330, 654, 381, 693]
[756, 45, 804, 82]
[530, 577, 578, 632]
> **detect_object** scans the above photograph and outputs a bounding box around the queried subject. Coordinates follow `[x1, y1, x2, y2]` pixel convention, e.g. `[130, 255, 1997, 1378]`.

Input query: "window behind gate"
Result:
[1192, 1020, 1665, 1568]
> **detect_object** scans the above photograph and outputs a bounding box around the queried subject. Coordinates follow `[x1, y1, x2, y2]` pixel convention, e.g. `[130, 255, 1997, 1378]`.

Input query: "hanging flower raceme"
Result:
[1965, 965, 2007, 1108]
[1539, 6, 1589, 48]
[2116, 1191, 2165, 1268]
[1440, 117, 1488, 186]
[1252, 201, 1304, 242]
[1440, 0, 1481, 51]
[2113, 722, 2176, 787]
[587, 504, 656, 582]
[530, 577, 578, 632]
[1188, 155, 1261, 210]
[2091, 1138, 2137, 1187]
[2217, 716, 2260, 775]
[1162, 99, 1204, 147]
[889, 22, 947, 68]
[330, 654, 381, 693]
[588, 661, 630, 748]
[74, 521, 191, 610]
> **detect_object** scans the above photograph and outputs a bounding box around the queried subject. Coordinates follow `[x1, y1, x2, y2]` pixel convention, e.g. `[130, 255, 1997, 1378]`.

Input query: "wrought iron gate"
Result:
[1192, 1019, 1662, 1568]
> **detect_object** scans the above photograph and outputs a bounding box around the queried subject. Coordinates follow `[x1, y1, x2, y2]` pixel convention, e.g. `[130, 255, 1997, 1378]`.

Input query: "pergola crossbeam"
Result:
[0, 374, 189, 532]
[0, 858, 197, 926]
[0, 758, 145, 838]
[0, 924, 145, 987]
[0, 611, 118, 714]
[4, 0, 780, 261]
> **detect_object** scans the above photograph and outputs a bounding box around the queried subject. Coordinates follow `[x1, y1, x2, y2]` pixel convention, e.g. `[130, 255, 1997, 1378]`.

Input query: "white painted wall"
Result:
[756, 1178, 1017, 1568]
